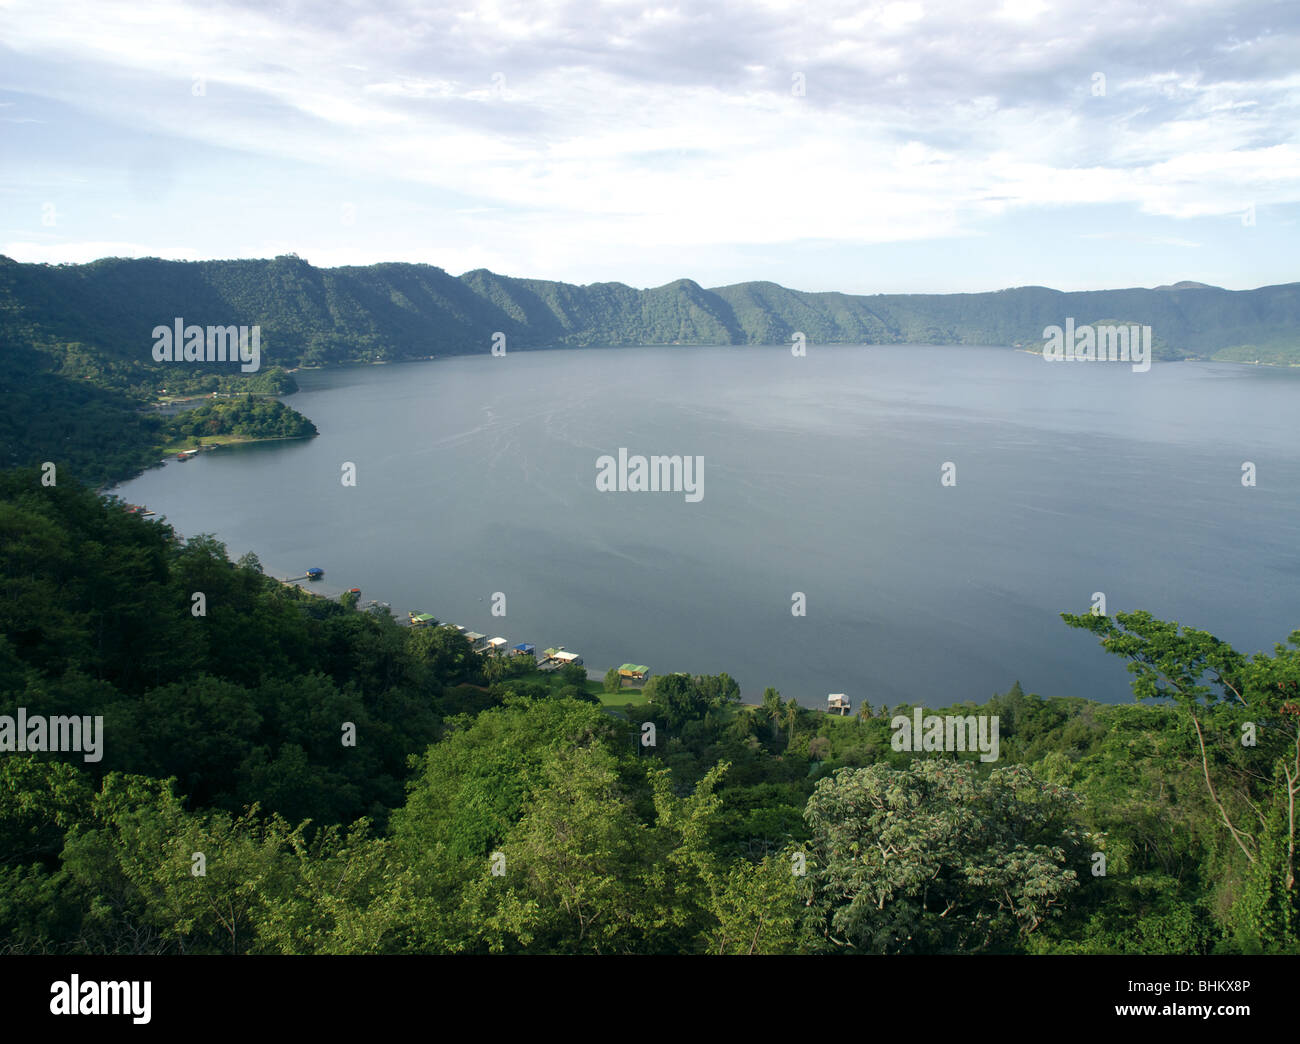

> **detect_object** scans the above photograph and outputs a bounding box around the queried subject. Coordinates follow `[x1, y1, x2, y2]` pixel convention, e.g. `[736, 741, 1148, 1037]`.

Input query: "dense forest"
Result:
[165, 396, 318, 445]
[1, 470, 1295, 954]
[4, 257, 1300, 389]
[0, 344, 313, 487]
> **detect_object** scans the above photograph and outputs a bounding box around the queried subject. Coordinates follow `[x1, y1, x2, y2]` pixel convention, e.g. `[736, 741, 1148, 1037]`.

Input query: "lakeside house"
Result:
[827, 693, 851, 715]
[486, 636, 509, 655]
[408, 611, 437, 628]
[618, 664, 649, 682]
[540, 647, 583, 671]
[512, 643, 536, 658]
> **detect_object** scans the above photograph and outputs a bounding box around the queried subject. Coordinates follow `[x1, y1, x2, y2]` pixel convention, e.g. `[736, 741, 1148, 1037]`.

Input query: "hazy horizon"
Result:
[5, 252, 1293, 298]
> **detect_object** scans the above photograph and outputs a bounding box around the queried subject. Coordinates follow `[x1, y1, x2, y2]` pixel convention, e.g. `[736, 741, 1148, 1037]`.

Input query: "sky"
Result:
[1, 0, 1297, 294]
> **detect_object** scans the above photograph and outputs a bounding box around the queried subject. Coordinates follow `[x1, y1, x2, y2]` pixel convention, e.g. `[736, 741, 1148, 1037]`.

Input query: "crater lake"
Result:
[112, 344, 1300, 708]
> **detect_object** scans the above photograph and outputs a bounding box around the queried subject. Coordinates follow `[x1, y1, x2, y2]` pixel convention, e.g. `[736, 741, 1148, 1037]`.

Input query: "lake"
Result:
[113, 344, 1300, 708]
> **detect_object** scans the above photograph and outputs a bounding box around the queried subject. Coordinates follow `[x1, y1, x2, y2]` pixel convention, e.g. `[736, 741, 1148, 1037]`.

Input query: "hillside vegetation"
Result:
[0, 472, 1296, 954]
[3, 256, 1298, 387]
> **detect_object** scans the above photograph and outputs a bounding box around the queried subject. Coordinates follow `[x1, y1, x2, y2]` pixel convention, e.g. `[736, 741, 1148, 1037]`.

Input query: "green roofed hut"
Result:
[618, 664, 649, 681]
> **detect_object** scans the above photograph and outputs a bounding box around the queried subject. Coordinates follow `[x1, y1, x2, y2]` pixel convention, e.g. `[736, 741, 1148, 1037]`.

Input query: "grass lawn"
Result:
[161, 433, 261, 454]
[597, 685, 649, 708]
[162, 433, 313, 454]
[518, 670, 650, 708]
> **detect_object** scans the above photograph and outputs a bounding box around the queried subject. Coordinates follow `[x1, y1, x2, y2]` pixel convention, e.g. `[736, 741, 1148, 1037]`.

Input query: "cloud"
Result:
[0, 0, 1296, 282]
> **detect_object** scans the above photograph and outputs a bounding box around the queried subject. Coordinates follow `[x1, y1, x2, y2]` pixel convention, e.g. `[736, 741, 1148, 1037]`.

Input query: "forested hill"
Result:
[4, 255, 1300, 378]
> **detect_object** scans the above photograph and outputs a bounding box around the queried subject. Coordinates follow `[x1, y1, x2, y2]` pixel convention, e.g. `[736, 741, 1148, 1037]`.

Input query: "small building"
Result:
[553, 650, 583, 666]
[512, 643, 536, 658]
[618, 664, 649, 681]
[486, 637, 509, 654]
[827, 693, 851, 716]
[306, 567, 324, 580]
[463, 631, 488, 650]
[408, 612, 437, 628]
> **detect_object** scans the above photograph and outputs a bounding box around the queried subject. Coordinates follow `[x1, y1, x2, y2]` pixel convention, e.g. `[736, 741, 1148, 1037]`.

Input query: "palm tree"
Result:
[761, 687, 783, 741]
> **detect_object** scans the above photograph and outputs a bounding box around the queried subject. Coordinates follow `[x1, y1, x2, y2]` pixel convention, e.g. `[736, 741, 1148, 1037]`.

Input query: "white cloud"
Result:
[0, 0, 1295, 279]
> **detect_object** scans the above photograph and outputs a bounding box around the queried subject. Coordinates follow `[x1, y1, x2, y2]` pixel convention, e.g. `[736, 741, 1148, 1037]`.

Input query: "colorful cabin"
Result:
[827, 693, 851, 716]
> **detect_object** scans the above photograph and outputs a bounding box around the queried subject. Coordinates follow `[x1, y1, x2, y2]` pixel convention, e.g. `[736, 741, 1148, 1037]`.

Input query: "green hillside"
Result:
[3, 256, 1298, 385]
[2, 254, 1298, 487]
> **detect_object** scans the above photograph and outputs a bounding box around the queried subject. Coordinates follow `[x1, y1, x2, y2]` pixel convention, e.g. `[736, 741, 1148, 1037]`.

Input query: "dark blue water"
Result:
[113, 345, 1300, 708]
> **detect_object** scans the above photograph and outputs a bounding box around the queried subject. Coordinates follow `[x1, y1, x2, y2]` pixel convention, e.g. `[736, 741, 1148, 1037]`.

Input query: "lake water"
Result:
[113, 345, 1300, 708]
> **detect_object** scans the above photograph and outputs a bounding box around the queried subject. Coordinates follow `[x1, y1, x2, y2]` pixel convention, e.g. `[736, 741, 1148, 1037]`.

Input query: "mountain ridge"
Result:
[2, 256, 1299, 388]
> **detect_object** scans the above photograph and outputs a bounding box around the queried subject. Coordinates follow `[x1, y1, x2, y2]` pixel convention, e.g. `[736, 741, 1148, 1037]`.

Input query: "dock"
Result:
[392, 604, 595, 677]
[540, 647, 583, 671]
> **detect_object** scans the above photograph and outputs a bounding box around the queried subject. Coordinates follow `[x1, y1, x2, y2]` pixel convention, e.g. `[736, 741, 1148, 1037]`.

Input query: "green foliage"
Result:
[804, 760, 1084, 953]
[6, 256, 1297, 375]
[1063, 609, 1300, 948]
[1, 474, 1297, 953]
[703, 848, 806, 954]
[0, 473, 439, 831]
[163, 395, 316, 442]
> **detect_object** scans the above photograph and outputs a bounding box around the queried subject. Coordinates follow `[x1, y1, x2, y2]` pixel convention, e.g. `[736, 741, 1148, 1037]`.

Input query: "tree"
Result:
[784, 697, 800, 748]
[704, 849, 805, 954]
[651, 674, 705, 731]
[696, 673, 741, 710]
[471, 744, 642, 953]
[804, 760, 1083, 953]
[59, 773, 305, 954]
[406, 624, 474, 685]
[761, 687, 783, 741]
[1062, 610, 1300, 949]
[558, 661, 588, 690]
[603, 667, 622, 694]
